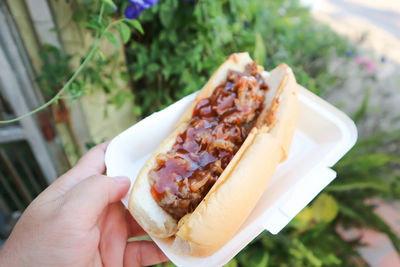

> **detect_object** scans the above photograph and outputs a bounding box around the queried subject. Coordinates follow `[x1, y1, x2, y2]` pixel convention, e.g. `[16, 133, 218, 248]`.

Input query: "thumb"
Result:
[61, 175, 130, 221]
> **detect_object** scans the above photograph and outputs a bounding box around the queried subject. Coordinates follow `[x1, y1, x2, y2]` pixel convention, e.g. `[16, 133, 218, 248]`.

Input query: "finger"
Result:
[125, 209, 147, 238]
[74, 141, 109, 175]
[100, 202, 128, 267]
[61, 175, 130, 226]
[52, 142, 110, 193]
[124, 241, 169, 267]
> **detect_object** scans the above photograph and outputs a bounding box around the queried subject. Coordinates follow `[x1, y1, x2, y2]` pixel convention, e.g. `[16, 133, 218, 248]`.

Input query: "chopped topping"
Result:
[149, 62, 268, 220]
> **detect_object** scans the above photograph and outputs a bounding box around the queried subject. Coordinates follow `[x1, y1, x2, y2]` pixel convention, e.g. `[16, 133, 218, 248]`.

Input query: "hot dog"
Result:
[128, 52, 298, 256]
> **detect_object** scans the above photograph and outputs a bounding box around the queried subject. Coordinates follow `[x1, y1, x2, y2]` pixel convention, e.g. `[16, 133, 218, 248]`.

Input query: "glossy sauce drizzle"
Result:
[149, 62, 269, 220]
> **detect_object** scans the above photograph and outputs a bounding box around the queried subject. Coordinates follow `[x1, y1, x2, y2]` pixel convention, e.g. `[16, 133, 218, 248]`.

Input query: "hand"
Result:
[0, 142, 168, 267]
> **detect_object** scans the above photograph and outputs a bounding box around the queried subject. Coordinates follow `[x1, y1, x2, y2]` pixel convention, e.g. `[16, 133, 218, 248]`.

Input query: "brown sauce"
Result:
[149, 62, 269, 220]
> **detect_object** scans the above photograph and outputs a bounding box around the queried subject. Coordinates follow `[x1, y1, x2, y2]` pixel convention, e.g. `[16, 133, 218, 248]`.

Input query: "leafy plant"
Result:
[36, 44, 74, 97]
[125, 0, 351, 117]
[0, 0, 142, 123]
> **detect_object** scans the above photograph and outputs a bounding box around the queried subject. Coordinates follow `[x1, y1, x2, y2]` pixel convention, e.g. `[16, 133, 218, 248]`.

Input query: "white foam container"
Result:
[105, 84, 357, 267]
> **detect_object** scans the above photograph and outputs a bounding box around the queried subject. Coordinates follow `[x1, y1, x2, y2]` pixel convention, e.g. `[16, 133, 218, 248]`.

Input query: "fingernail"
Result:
[114, 176, 130, 185]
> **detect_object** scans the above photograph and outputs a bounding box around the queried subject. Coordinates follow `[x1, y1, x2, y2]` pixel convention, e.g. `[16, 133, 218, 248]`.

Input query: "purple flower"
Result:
[125, 4, 145, 19]
[127, 0, 150, 8]
[125, 0, 158, 19]
[144, 0, 158, 5]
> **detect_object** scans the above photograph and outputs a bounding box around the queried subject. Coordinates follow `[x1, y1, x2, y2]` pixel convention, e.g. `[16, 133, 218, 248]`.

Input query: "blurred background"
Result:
[0, 0, 399, 266]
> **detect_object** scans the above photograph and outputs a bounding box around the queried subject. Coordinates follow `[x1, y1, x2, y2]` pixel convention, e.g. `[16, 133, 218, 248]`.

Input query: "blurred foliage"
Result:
[35, 0, 139, 109]
[126, 0, 351, 117]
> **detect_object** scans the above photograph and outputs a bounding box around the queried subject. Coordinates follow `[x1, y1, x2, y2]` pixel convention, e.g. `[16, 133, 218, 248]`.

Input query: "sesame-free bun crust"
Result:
[128, 53, 298, 256]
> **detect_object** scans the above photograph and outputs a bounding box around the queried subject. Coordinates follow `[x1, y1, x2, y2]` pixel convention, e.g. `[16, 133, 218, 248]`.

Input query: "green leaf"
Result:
[339, 202, 400, 252]
[337, 153, 396, 171]
[159, 0, 178, 27]
[291, 207, 313, 230]
[103, 107, 108, 118]
[120, 22, 131, 44]
[132, 67, 144, 81]
[126, 19, 144, 34]
[110, 91, 133, 109]
[147, 63, 159, 73]
[289, 239, 322, 267]
[102, 0, 116, 9]
[98, 50, 105, 61]
[224, 258, 238, 267]
[254, 33, 266, 66]
[310, 193, 339, 223]
[326, 181, 391, 193]
[352, 86, 370, 123]
[105, 32, 119, 46]
[82, 22, 101, 31]
[132, 105, 142, 116]
[72, 9, 85, 23]
[256, 253, 269, 267]
[236, 244, 270, 267]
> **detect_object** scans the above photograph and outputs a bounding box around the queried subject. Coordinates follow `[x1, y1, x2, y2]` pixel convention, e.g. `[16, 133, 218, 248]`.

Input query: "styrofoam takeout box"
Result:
[105, 84, 357, 267]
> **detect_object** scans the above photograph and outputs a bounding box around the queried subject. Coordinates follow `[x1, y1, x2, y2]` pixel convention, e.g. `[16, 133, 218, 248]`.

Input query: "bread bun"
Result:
[128, 52, 298, 256]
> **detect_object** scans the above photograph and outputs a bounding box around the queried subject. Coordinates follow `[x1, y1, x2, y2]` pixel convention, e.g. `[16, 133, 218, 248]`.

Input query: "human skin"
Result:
[0, 142, 168, 267]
